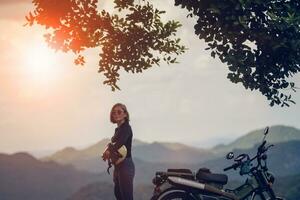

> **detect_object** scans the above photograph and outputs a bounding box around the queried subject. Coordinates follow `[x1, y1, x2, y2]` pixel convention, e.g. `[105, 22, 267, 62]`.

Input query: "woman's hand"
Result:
[102, 149, 110, 161]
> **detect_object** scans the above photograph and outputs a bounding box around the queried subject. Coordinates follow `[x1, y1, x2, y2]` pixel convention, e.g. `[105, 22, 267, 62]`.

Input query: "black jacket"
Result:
[111, 120, 133, 158]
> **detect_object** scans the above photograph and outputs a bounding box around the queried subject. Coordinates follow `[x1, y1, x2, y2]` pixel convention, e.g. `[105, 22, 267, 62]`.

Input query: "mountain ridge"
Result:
[212, 125, 300, 153]
[0, 152, 98, 200]
[40, 125, 300, 173]
[1, 125, 300, 200]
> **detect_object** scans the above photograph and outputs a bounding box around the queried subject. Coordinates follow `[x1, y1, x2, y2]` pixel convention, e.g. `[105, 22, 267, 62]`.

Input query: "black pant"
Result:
[113, 157, 135, 200]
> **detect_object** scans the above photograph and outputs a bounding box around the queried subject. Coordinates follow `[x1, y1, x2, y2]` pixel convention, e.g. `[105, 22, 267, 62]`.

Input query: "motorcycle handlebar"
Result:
[223, 162, 240, 171]
[224, 129, 273, 173]
[258, 140, 266, 152]
[224, 142, 269, 172]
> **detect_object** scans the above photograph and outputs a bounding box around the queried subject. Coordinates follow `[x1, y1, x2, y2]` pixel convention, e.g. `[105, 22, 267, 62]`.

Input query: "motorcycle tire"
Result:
[156, 189, 198, 200]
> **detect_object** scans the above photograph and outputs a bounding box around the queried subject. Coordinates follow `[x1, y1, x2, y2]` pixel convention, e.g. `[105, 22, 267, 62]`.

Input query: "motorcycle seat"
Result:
[196, 168, 228, 185]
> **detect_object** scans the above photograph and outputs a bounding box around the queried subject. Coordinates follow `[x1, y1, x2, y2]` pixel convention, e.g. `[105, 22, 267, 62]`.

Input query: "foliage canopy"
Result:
[26, 0, 300, 106]
[26, 0, 186, 91]
[175, 0, 300, 106]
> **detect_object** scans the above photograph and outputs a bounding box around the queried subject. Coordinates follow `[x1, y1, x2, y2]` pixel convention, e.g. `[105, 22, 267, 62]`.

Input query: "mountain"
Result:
[133, 141, 214, 163]
[273, 174, 300, 200]
[67, 182, 115, 200]
[43, 139, 215, 173]
[213, 125, 300, 153]
[1, 125, 300, 200]
[130, 140, 300, 186]
[29, 149, 58, 158]
[93, 140, 300, 189]
[41, 138, 112, 173]
[1, 150, 299, 200]
[199, 141, 300, 179]
[43, 138, 111, 164]
[67, 182, 153, 200]
[0, 152, 99, 200]
[41, 125, 300, 174]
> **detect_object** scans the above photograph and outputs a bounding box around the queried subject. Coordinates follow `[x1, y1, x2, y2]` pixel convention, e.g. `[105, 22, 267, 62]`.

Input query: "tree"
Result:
[174, 0, 300, 107]
[25, 0, 186, 91]
[26, 0, 300, 106]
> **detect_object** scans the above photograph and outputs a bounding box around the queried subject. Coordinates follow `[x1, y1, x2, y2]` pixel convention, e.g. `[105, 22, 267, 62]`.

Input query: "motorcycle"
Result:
[151, 127, 284, 200]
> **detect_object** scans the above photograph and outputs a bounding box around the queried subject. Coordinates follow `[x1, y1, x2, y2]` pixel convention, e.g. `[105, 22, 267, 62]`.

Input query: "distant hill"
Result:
[42, 138, 111, 173]
[42, 138, 111, 163]
[132, 140, 300, 185]
[67, 182, 153, 200]
[273, 174, 300, 200]
[1, 125, 300, 200]
[0, 153, 166, 200]
[42, 138, 148, 163]
[41, 125, 300, 174]
[67, 182, 115, 200]
[213, 125, 300, 153]
[133, 141, 214, 163]
[1, 151, 298, 200]
[0, 152, 99, 200]
[94, 140, 300, 188]
[43, 139, 215, 173]
[199, 141, 300, 179]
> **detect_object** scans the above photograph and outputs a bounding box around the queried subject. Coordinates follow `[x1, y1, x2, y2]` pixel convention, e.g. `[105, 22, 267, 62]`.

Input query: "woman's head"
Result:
[110, 103, 130, 124]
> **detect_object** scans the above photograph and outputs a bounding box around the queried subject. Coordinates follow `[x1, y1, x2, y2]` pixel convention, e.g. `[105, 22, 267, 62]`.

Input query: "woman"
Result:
[107, 103, 135, 200]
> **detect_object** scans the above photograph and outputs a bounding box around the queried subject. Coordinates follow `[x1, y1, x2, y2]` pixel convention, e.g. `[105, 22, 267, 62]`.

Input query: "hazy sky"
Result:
[0, 0, 299, 153]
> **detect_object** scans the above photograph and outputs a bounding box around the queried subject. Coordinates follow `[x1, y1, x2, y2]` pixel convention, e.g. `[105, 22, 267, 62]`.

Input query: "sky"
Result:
[0, 0, 299, 154]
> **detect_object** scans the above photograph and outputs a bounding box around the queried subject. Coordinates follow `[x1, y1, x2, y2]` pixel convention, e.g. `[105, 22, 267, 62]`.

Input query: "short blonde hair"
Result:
[110, 103, 130, 123]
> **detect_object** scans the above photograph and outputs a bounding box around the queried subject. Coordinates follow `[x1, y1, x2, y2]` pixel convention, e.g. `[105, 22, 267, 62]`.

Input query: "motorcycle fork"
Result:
[255, 171, 277, 200]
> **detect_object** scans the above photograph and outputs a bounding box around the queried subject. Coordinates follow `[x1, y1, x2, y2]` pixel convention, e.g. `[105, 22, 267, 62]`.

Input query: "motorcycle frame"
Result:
[153, 159, 278, 200]
[231, 169, 276, 200]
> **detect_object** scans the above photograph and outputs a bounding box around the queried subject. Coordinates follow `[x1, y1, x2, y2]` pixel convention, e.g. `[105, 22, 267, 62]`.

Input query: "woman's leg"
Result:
[119, 158, 135, 200]
[113, 168, 122, 200]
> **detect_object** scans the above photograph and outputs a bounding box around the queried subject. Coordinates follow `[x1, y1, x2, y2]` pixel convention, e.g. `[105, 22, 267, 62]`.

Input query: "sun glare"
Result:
[24, 43, 60, 84]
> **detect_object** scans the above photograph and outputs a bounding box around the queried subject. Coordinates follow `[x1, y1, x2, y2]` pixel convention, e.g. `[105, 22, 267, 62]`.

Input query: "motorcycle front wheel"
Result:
[156, 189, 198, 200]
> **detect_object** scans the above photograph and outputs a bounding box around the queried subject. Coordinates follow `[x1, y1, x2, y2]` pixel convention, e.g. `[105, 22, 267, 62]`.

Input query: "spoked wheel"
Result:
[157, 189, 198, 200]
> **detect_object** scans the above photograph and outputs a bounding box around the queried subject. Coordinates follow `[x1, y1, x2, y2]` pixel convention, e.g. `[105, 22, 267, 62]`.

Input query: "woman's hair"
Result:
[110, 103, 130, 123]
